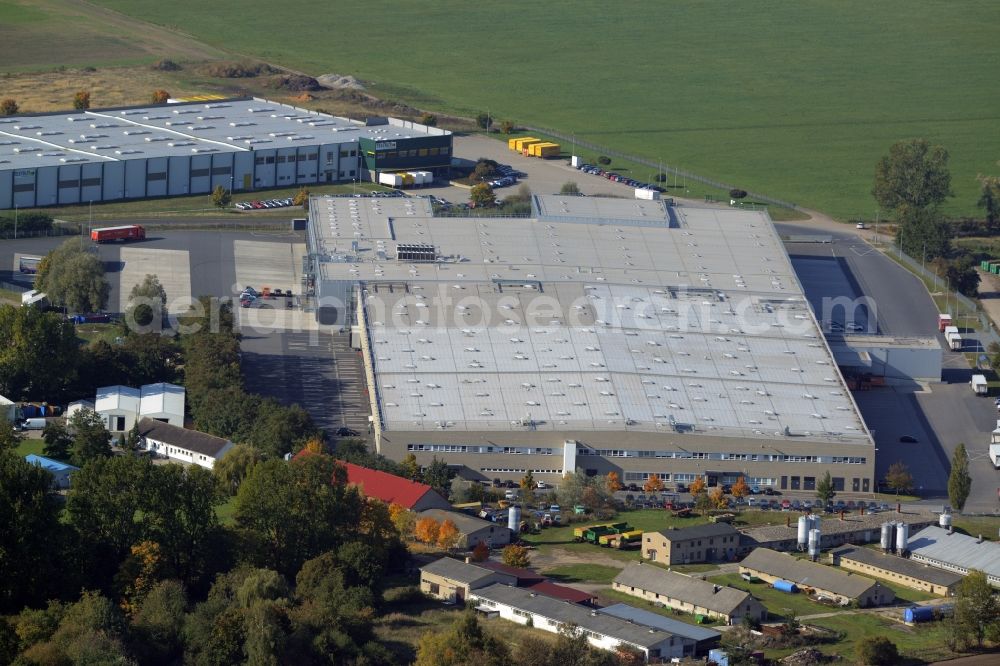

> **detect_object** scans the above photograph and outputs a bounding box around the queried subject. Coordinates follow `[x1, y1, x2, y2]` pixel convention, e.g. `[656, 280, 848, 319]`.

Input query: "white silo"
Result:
[808, 528, 821, 561]
[896, 522, 909, 554]
[808, 514, 821, 532]
[880, 522, 894, 552]
[797, 516, 809, 549]
[939, 513, 952, 529]
[508, 505, 522, 534]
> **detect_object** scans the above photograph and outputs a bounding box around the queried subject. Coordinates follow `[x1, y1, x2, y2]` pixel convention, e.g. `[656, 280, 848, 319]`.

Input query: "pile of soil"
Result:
[781, 648, 832, 665]
[316, 73, 365, 90]
[269, 74, 322, 92]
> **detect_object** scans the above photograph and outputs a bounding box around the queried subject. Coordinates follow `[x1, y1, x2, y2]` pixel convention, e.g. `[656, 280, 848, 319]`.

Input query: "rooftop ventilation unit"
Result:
[123, 129, 150, 136]
[396, 243, 437, 263]
[172, 108, 200, 115]
[59, 157, 87, 162]
[114, 149, 142, 155]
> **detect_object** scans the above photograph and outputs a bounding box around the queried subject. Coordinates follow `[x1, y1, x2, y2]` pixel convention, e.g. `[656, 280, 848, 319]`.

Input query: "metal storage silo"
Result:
[808, 514, 821, 532]
[808, 528, 821, 560]
[896, 522, 909, 553]
[508, 505, 521, 534]
[797, 516, 809, 548]
[939, 513, 952, 529]
[880, 522, 894, 552]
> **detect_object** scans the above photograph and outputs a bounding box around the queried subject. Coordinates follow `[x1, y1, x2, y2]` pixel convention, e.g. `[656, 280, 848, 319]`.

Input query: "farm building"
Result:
[598, 604, 720, 657]
[311, 194, 877, 490]
[908, 525, 1000, 588]
[741, 510, 936, 552]
[94, 385, 140, 432]
[829, 546, 962, 596]
[342, 462, 451, 511]
[419, 557, 514, 602]
[419, 556, 595, 605]
[138, 382, 185, 426]
[137, 417, 233, 469]
[24, 454, 79, 489]
[612, 562, 766, 625]
[641, 523, 742, 565]
[739, 548, 894, 607]
[1, 394, 15, 423]
[417, 508, 512, 549]
[470, 583, 684, 660]
[65, 400, 94, 420]
[0, 98, 451, 209]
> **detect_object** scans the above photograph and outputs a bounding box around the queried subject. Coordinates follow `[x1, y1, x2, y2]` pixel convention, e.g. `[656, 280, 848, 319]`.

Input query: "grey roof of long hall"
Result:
[0, 98, 449, 169]
[833, 546, 963, 587]
[471, 583, 675, 649]
[908, 525, 1000, 580]
[655, 523, 739, 542]
[598, 603, 721, 643]
[419, 557, 496, 585]
[330, 197, 872, 443]
[740, 548, 880, 598]
[613, 563, 754, 615]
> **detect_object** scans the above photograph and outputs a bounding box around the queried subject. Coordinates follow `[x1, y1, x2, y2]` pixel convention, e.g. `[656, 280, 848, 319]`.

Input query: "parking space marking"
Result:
[118, 248, 191, 313]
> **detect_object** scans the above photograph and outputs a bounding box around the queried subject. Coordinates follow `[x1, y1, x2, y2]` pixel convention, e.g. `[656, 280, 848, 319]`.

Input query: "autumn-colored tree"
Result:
[501, 544, 530, 568]
[73, 90, 91, 110]
[118, 540, 164, 615]
[151, 89, 170, 104]
[470, 183, 495, 208]
[302, 437, 325, 455]
[731, 476, 750, 499]
[389, 502, 415, 537]
[500, 120, 515, 135]
[605, 471, 622, 493]
[418, 112, 437, 127]
[293, 186, 310, 209]
[1, 98, 18, 115]
[884, 461, 914, 496]
[436, 519, 460, 550]
[710, 487, 728, 510]
[470, 541, 489, 562]
[689, 477, 707, 496]
[414, 517, 440, 544]
[643, 474, 664, 493]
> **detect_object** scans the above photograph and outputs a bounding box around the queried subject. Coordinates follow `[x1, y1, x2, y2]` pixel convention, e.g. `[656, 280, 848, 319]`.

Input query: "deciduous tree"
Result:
[501, 544, 530, 568]
[126, 273, 168, 330]
[475, 112, 491, 130]
[731, 476, 750, 500]
[68, 407, 112, 464]
[689, 477, 706, 496]
[642, 474, 664, 493]
[0, 303, 81, 401]
[436, 519, 460, 550]
[470, 183, 496, 208]
[212, 443, 264, 497]
[948, 443, 972, 511]
[884, 461, 914, 496]
[423, 456, 452, 499]
[414, 517, 440, 544]
[873, 139, 952, 214]
[418, 112, 436, 127]
[400, 453, 420, 480]
[293, 186, 310, 208]
[952, 570, 1000, 648]
[856, 636, 900, 665]
[388, 502, 415, 538]
[605, 471, 622, 493]
[73, 90, 91, 110]
[1, 98, 18, 115]
[709, 487, 728, 509]
[415, 613, 510, 666]
[500, 120, 515, 135]
[42, 421, 73, 460]
[470, 541, 489, 562]
[978, 175, 1000, 228]
[560, 181, 580, 195]
[35, 238, 109, 313]
[151, 89, 170, 104]
[211, 185, 232, 209]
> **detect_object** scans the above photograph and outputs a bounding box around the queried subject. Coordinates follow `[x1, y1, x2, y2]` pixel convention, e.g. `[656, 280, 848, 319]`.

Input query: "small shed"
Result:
[65, 400, 95, 421]
[25, 454, 80, 489]
[95, 385, 140, 432]
[139, 383, 185, 426]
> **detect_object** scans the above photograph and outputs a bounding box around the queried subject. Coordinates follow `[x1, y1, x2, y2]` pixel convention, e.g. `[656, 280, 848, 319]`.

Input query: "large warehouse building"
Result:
[305, 193, 877, 492]
[0, 97, 451, 209]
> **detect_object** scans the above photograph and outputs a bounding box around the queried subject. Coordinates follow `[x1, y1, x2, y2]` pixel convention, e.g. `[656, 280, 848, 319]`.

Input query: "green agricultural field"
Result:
[82, 0, 1000, 220]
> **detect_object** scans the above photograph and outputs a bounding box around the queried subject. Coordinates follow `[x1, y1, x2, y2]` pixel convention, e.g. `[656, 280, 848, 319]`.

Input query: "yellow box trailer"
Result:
[507, 138, 519, 150]
[514, 137, 541, 151]
[529, 142, 559, 157]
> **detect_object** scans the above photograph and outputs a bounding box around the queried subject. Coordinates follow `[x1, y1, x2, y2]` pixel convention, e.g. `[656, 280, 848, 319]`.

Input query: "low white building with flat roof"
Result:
[137, 417, 232, 469]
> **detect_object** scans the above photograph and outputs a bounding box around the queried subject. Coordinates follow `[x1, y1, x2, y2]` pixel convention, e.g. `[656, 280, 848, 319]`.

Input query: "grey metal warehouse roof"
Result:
[418, 508, 509, 536]
[323, 197, 871, 442]
[0, 97, 448, 169]
[832, 546, 964, 587]
[614, 562, 753, 615]
[908, 525, 1000, 580]
[598, 603, 721, 643]
[740, 548, 880, 598]
[419, 557, 495, 585]
[655, 523, 739, 542]
[470, 583, 675, 649]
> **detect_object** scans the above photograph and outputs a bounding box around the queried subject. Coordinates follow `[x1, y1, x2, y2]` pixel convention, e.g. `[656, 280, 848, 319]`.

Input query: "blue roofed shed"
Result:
[25, 454, 80, 489]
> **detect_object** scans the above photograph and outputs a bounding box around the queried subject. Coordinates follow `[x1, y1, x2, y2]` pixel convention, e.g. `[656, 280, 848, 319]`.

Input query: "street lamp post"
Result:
[13, 204, 16, 239]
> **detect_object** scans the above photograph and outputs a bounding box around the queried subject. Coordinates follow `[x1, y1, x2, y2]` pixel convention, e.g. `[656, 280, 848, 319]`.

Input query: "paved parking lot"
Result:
[118, 247, 191, 312]
[240, 330, 370, 436]
[233, 240, 305, 294]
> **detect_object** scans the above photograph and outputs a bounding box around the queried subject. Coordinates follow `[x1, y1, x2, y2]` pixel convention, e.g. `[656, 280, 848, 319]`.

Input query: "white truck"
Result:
[971, 374, 989, 396]
[990, 421, 1000, 469]
[947, 332, 963, 351]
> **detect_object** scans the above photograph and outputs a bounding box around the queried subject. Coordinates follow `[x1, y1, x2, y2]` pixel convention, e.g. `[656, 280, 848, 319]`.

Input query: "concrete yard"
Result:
[233, 240, 305, 295]
[118, 247, 192, 313]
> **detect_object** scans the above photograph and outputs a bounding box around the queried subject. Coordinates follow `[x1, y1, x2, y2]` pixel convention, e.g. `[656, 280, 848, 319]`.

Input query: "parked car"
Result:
[335, 427, 358, 437]
[536, 481, 548, 489]
[899, 435, 918, 443]
[780, 499, 791, 511]
[763, 487, 775, 496]
[504, 489, 519, 501]
[627, 483, 639, 492]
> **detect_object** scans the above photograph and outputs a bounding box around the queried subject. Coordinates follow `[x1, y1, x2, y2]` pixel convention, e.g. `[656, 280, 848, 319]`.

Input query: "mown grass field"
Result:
[72, 0, 1000, 220]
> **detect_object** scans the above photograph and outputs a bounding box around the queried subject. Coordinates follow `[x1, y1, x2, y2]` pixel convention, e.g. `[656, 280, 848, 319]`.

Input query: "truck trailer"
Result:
[947, 332, 963, 351]
[990, 421, 1000, 469]
[971, 374, 988, 396]
[938, 314, 953, 332]
[91, 225, 145, 243]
